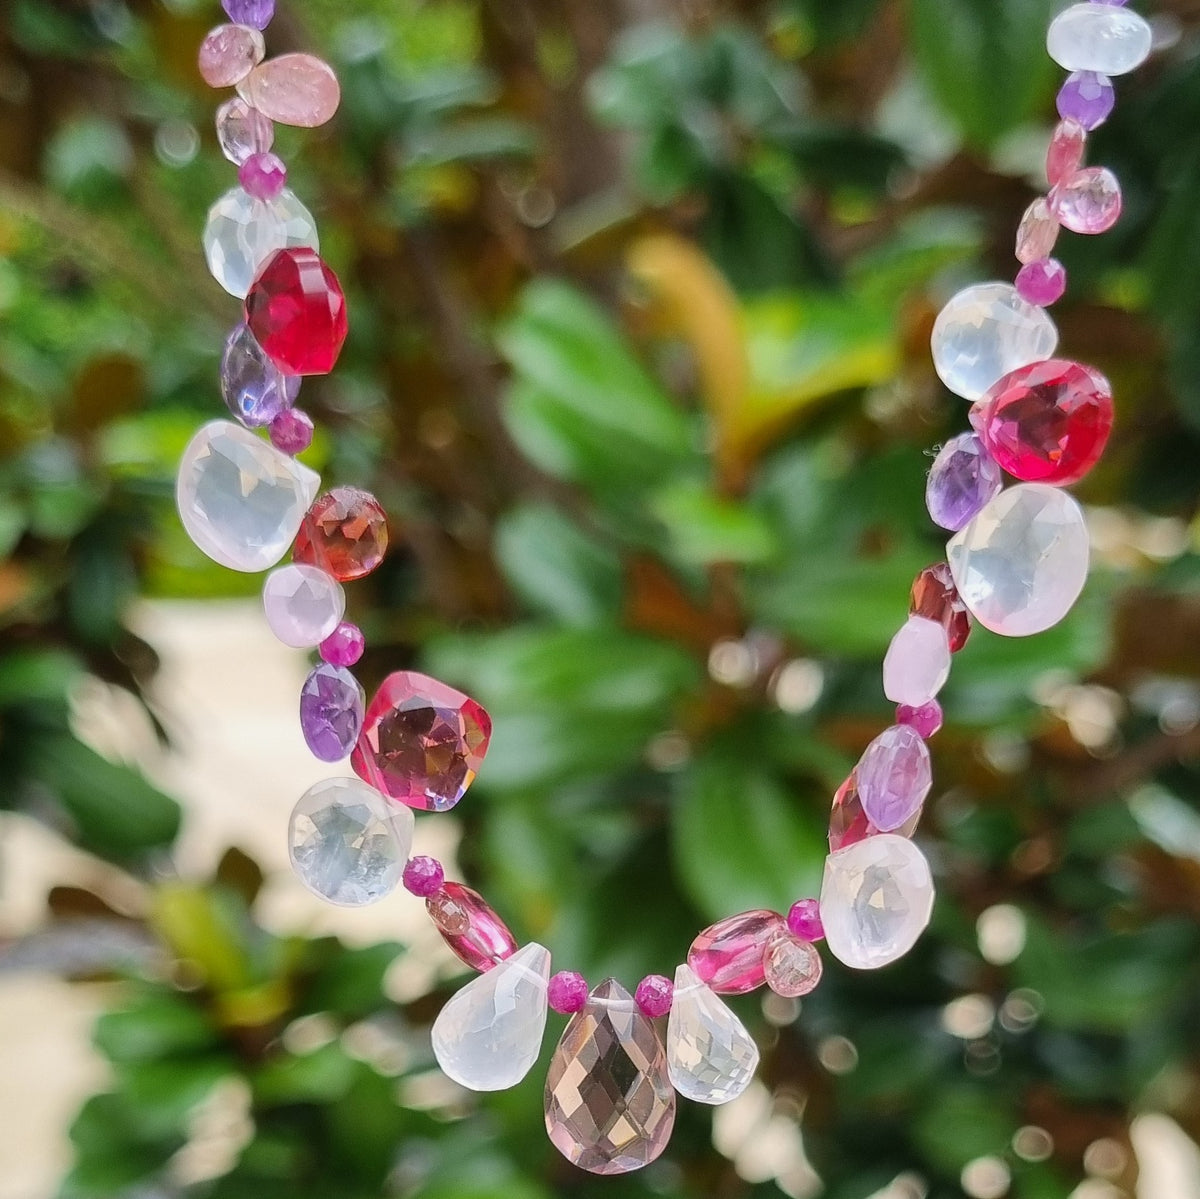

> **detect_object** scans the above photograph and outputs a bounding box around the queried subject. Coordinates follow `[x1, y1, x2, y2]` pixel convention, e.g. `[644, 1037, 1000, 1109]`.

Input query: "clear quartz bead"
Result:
[665, 964, 759, 1105]
[202, 186, 318, 298]
[1047, 4, 1152, 76]
[216, 97, 273, 165]
[262, 564, 345, 648]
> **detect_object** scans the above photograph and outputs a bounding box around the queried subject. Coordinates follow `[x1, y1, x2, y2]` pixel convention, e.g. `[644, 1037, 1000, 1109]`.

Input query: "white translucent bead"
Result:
[931, 282, 1059, 401]
[666, 964, 759, 1105]
[882, 616, 951, 706]
[202, 186, 318, 298]
[1047, 4, 1152, 76]
[262, 564, 345, 648]
[947, 483, 1089, 637]
[820, 835, 934, 970]
[177, 420, 319, 572]
[288, 778, 412, 906]
[432, 942, 551, 1091]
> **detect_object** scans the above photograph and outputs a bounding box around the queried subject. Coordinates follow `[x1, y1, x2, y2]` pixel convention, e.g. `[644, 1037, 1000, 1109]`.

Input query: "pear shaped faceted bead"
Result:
[947, 484, 1089, 637]
[432, 942, 550, 1092]
[176, 420, 319, 572]
[299, 663, 364, 762]
[666, 964, 759, 1105]
[545, 979, 676, 1175]
[203, 186, 318, 298]
[1051, 166, 1122, 235]
[820, 835, 935, 970]
[688, 910, 784, 994]
[238, 53, 341, 127]
[1047, 4, 1152, 76]
[215, 96, 273, 164]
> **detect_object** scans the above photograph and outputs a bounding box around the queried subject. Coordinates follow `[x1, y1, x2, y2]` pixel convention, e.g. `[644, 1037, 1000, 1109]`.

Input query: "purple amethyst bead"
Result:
[221, 322, 299, 428]
[270, 408, 314, 455]
[855, 724, 932, 833]
[1057, 71, 1116, 131]
[299, 663, 366, 763]
[925, 432, 1003, 532]
[222, 0, 275, 30]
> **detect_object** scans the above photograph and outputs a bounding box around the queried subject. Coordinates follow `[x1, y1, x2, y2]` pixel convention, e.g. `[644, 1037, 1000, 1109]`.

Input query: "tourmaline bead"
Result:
[926, 431, 1003, 532]
[1051, 166, 1122, 235]
[215, 98, 273, 165]
[1046, 119, 1087, 188]
[429, 881, 517, 972]
[293, 487, 389, 581]
[203, 187, 318, 299]
[270, 408, 313, 455]
[549, 971, 589, 1015]
[910, 563, 972, 653]
[220, 321, 298, 428]
[882, 616, 951, 707]
[687, 910, 784, 995]
[763, 931, 823, 998]
[897, 700, 944, 739]
[635, 975, 674, 1018]
[1047, 4, 1152, 75]
[288, 777, 413, 906]
[931, 282, 1059, 401]
[820, 835, 935, 970]
[238, 53, 341, 127]
[351, 671, 492, 812]
[1015, 197, 1060, 265]
[222, 0, 275, 29]
[262, 563, 345, 648]
[238, 151, 287, 200]
[300, 662, 365, 762]
[786, 898, 824, 942]
[856, 724, 932, 833]
[402, 855, 443, 897]
[666, 965, 758, 1105]
[320, 621, 365, 667]
[1057, 71, 1115, 130]
[197, 24, 264, 89]
[829, 774, 920, 852]
[245, 247, 347, 376]
[1016, 258, 1068, 308]
[971, 358, 1114, 486]
[177, 420, 318, 572]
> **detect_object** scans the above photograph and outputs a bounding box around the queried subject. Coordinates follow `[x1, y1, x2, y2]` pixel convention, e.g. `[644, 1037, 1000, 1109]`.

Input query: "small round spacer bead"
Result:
[402, 855, 444, 897]
[320, 621, 365, 667]
[269, 407, 313, 455]
[635, 974, 674, 1018]
[1016, 258, 1068, 307]
[548, 971, 589, 1015]
[897, 699, 944, 739]
[238, 151, 287, 200]
[786, 898, 825, 942]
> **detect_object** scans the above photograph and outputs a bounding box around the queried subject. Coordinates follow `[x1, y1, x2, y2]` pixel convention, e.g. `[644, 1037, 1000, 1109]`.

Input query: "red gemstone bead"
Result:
[910, 563, 971, 653]
[245, 247, 347, 376]
[687, 910, 784, 994]
[294, 487, 389, 581]
[971, 358, 1113, 487]
[427, 881, 516, 972]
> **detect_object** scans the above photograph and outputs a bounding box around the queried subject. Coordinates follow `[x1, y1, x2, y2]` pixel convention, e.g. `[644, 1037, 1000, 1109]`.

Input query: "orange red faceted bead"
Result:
[294, 486, 389, 581]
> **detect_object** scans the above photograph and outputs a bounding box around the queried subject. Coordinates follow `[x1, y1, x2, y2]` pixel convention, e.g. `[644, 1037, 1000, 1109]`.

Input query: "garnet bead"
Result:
[294, 487, 389, 581]
[910, 562, 972, 653]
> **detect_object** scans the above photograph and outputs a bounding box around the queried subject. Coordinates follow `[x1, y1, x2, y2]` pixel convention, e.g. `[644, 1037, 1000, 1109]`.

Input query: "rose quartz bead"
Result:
[1016, 258, 1068, 307]
[1051, 166, 1122, 235]
[1015, 197, 1060, 265]
[428, 881, 516, 972]
[786, 898, 824, 942]
[238, 54, 341, 128]
[763, 930, 823, 998]
[548, 971, 588, 1014]
[198, 24, 265, 89]
[635, 975, 674, 1018]
[1046, 119, 1087, 187]
[687, 910, 784, 994]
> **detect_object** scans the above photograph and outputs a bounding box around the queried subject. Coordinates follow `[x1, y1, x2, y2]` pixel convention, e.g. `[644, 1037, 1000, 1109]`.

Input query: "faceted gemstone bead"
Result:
[238, 53, 341, 127]
[402, 855, 443, 897]
[1047, 4, 1152, 75]
[351, 671, 492, 812]
[544, 979, 675, 1175]
[432, 941, 550, 1091]
[262, 564, 345, 648]
[238, 151, 287, 200]
[1057, 71, 1116, 130]
[947, 484, 1090, 636]
[856, 724, 932, 833]
[270, 408, 313, 455]
[299, 662, 365, 762]
[1015, 197, 1060, 265]
[763, 931, 823, 998]
[931, 282, 1059, 401]
[216, 97, 273, 164]
[222, 0, 275, 29]
[1046, 119, 1087, 188]
[197, 24, 264, 89]
[430, 881, 517, 972]
[1016, 258, 1068, 308]
[549, 971, 589, 1015]
[220, 321, 298, 428]
[687, 910, 784, 994]
[288, 777, 413, 906]
[910, 562, 972, 653]
[897, 700, 944, 739]
[176, 420, 319, 572]
[972, 359, 1114, 486]
[926, 431, 1003, 532]
[245, 247, 347, 376]
[320, 621, 365, 667]
[1051, 166, 1122, 235]
[829, 773, 921, 852]
[786, 898, 824, 942]
[426, 888, 469, 936]
[203, 186, 318, 298]
[882, 616, 951, 707]
[820, 835, 935, 970]
[635, 975, 674, 1019]
[666, 964, 759, 1105]
[293, 487, 389, 581]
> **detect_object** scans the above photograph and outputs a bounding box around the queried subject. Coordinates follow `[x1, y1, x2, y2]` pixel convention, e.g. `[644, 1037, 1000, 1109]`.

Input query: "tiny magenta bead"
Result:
[403, 855, 443, 897]
[270, 408, 313, 455]
[320, 621, 365, 667]
[238, 151, 287, 200]
[548, 971, 589, 1014]
[897, 699, 944, 739]
[635, 974, 674, 1018]
[786, 898, 825, 942]
[1016, 258, 1068, 307]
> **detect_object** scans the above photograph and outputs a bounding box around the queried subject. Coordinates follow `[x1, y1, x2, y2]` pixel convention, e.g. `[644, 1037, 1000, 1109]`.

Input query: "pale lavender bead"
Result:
[223, 0, 275, 29]
[926, 432, 1003, 532]
[263, 564, 345, 648]
[1016, 258, 1067, 307]
[221, 322, 299, 428]
[856, 724, 932, 833]
[270, 408, 314, 455]
[883, 616, 951, 707]
[1091, 0, 1128, 5]
[300, 663, 365, 762]
[1057, 71, 1115, 130]
[238, 152, 287, 200]
[215, 97, 273, 165]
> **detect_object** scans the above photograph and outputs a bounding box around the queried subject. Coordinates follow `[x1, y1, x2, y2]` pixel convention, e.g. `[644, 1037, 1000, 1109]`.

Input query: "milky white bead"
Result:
[1047, 4, 1152, 76]
[882, 616, 951, 706]
[203, 186, 318, 298]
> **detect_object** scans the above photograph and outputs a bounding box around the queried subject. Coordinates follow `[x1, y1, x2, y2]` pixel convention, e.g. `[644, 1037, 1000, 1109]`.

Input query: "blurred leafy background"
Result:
[2, 0, 1200, 1197]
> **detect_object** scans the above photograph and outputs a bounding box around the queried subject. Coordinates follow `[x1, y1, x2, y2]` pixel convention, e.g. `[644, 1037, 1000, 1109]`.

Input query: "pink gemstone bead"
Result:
[428, 881, 516, 971]
[402, 855, 443, 897]
[882, 615, 950, 707]
[1051, 166, 1122, 235]
[1046, 119, 1087, 188]
[1015, 196, 1060, 265]
[635, 974, 674, 1018]
[238, 151, 287, 200]
[198, 24, 265, 89]
[856, 724, 932, 833]
[786, 898, 824, 942]
[687, 910, 784, 994]
[320, 621, 365, 667]
[549, 971, 589, 1014]
[897, 699, 944, 739]
[1016, 258, 1068, 307]
[763, 930, 823, 998]
[269, 408, 313, 455]
[238, 53, 341, 128]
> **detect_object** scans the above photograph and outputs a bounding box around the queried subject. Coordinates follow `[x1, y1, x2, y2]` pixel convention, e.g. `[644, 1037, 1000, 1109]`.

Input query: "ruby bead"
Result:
[549, 971, 589, 1014]
[428, 882, 516, 971]
[1016, 258, 1068, 308]
[687, 910, 784, 995]
[245, 247, 347, 376]
[239, 151, 287, 200]
[1051, 166, 1122, 235]
[402, 855, 444, 897]
[1046, 119, 1087, 188]
[269, 408, 313, 455]
[897, 700, 943, 738]
[786, 898, 824, 942]
[294, 487, 389, 581]
[971, 358, 1114, 486]
[635, 975, 674, 1018]
[320, 621, 365, 667]
[910, 562, 972, 653]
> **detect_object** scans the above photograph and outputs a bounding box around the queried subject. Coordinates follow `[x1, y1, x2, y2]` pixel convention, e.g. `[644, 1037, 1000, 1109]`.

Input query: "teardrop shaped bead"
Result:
[1046, 119, 1086, 188]
[431, 941, 550, 1092]
[666, 964, 759, 1105]
[763, 930, 824, 998]
[1014, 197, 1060, 265]
[238, 53, 341, 127]
[829, 772, 920, 853]
[203, 186, 318, 298]
[221, 321, 299, 428]
[262, 563, 345, 648]
[687, 910, 784, 994]
[855, 724, 932, 833]
[299, 663, 365, 762]
[1047, 4, 1152, 76]
[430, 881, 518, 972]
[544, 979, 676, 1175]
[925, 431, 1003, 533]
[1051, 166, 1122, 235]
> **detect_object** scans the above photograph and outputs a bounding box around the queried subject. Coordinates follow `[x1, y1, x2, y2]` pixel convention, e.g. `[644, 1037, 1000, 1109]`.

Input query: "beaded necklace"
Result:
[183, 0, 1153, 1176]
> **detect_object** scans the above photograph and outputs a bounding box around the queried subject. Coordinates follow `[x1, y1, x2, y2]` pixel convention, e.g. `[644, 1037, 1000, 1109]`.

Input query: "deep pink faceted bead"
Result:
[1046, 119, 1087, 188]
[320, 621, 365, 667]
[897, 700, 944, 739]
[269, 408, 313, 455]
[428, 881, 516, 971]
[687, 910, 784, 995]
[402, 855, 444, 897]
[786, 898, 825, 943]
[635, 975, 674, 1018]
[238, 151, 287, 200]
[1051, 166, 1122, 235]
[1016, 258, 1068, 307]
[548, 971, 589, 1014]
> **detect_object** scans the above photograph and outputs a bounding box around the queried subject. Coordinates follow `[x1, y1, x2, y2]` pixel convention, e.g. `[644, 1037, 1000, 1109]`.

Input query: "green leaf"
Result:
[252, 1042, 359, 1107]
[300, 940, 403, 1018]
[911, 1084, 1018, 1173]
[112, 1058, 231, 1140]
[93, 993, 218, 1063]
[651, 480, 779, 566]
[0, 648, 80, 707]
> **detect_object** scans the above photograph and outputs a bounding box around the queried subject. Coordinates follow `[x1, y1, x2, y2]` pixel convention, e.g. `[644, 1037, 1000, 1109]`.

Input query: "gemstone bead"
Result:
[238, 151, 287, 200]
[288, 777, 412, 906]
[320, 621, 365, 667]
[176, 420, 319, 572]
[763, 931, 823, 998]
[1046, 119, 1087, 187]
[931, 282, 1059, 401]
[262, 564, 345, 648]
[635, 975, 674, 1018]
[897, 700, 944, 739]
[238, 53, 341, 127]
[544, 979, 675, 1175]
[198, 24, 264, 89]
[1016, 258, 1068, 307]
[666, 964, 759, 1105]
[402, 855, 443, 897]
[910, 562, 972, 652]
[216, 97, 273, 165]
[430, 882, 517, 972]
[829, 774, 920, 852]
[1047, 4, 1152, 75]
[269, 408, 314, 455]
[351, 671, 492, 812]
[426, 889, 469, 936]
[856, 724, 932, 833]
[222, 0, 275, 29]
[432, 941, 550, 1092]
[203, 187, 318, 299]
[1051, 166, 1122, 235]
[786, 898, 824, 942]
[300, 663, 365, 762]
[245, 247, 347, 376]
[820, 835, 935, 970]
[293, 487, 389, 581]
[220, 321, 298, 428]
[926, 432, 1003, 532]
[687, 910, 784, 994]
[947, 484, 1090, 636]
[1015, 197, 1060, 265]
[972, 358, 1114, 486]
[882, 616, 951, 707]
[549, 971, 589, 1015]
[1057, 71, 1116, 130]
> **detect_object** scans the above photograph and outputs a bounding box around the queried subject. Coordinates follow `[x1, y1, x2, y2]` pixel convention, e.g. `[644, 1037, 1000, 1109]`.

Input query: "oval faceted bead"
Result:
[931, 282, 1059, 401]
[926, 431, 1003, 532]
[763, 930, 823, 998]
[176, 420, 319, 572]
[910, 562, 972, 652]
[430, 881, 517, 972]
[1058, 71, 1116, 130]
[300, 663, 365, 762]
[1047, 4, 1152, 76]
[293, 487, 389, 581]
[687, 910, 784, 995]
[238, 53, 341, 127]
[882, 616, 950, 707]
[216, 97, 273, 164]
[221, 321, 298, 427]
[203, 187, 317, 299]
[666, 964, 759, 1105]
[1051, 166, 1122, 235]
[829, 772, 920, 852]
[856, 724, 932, 833]
[198, 24, 264, 88]
[1015, 197, 1060, 265]
[262, 564, 345, 648]
[947, 484, 1090, 637]
[820, 835, 935, 970]
[245, 247, 347, 376]
[1046, 119, 1087, 188]
[1017, 258, 1068, 308]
